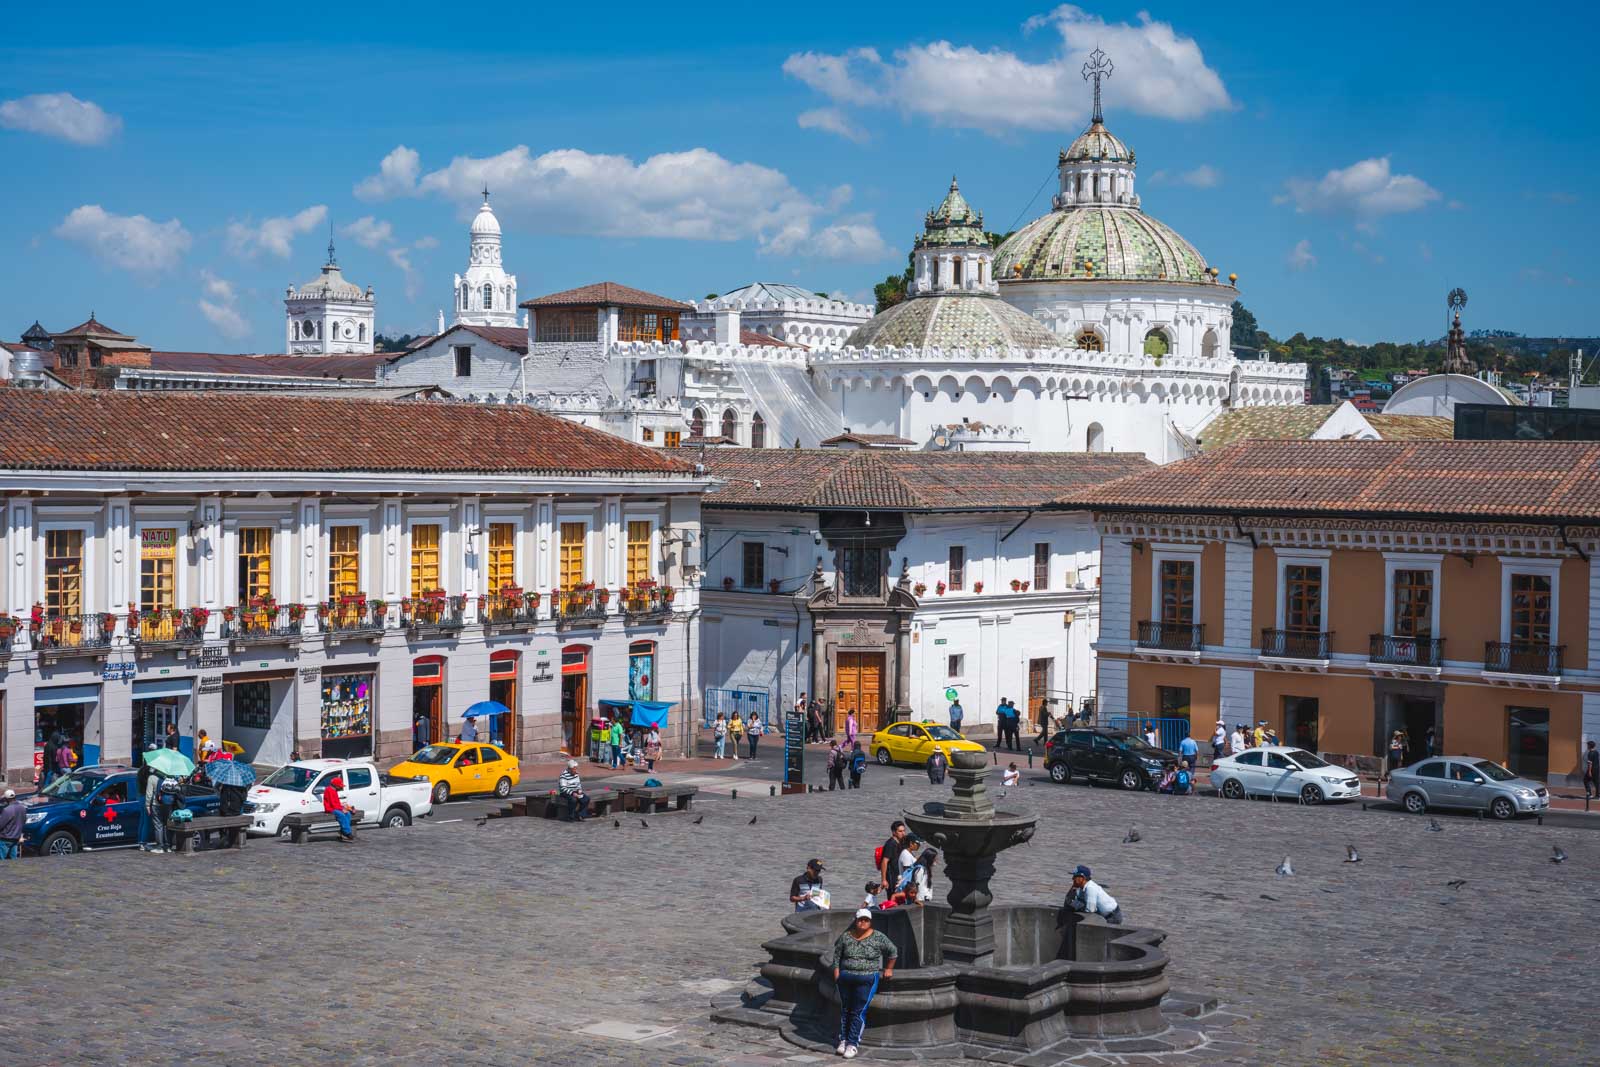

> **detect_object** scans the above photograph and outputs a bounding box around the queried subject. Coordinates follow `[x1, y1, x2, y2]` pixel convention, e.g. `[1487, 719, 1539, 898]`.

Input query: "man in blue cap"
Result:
[1066, 864, 1122, 925]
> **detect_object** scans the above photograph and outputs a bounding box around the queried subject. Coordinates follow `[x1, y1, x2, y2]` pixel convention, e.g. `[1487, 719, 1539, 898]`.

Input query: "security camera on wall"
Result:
[812, 530, 823, 545]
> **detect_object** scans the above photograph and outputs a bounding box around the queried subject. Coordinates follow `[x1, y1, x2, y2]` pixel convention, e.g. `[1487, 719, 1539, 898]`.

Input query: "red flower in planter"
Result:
[973, 581, 984, 594]
[936, 581, 946, 596]
[913, 582, 927, 597]
[1010, 579, 1022, 592]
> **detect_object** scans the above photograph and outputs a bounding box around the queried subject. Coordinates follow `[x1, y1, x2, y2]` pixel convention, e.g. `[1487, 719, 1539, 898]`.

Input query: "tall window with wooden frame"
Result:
[1158, 559, 1195, 626]
[487, 523, 516, 592]
[742, 542, 765, 589]
[558, 523, 586, 589]
[534, 308, 599, 343]
[1391, 569, 1433, 637]
[238, 527, 273, 603]
[625, 521, 652, 587]
[139, 528, 177, 614]
[44, 529, 84, 615]
[1033, 543, 1050, 590]
[409, 524, 442, 598]
[1284, 565, 1323, 633]
[750, 413, 766, 449]
[663, 430, 681, 449]
[1510, 572, 1553, 644]
[327, 525, 361, 600]
[948, 546, 966, 591]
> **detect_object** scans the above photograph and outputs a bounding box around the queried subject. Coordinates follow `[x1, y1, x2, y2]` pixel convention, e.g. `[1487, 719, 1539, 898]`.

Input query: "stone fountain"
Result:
[712, 749, 1217, 1061]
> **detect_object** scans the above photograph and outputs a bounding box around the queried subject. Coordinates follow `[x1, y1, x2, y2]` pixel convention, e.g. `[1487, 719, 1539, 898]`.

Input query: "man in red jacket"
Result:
[323, 774, 355, 842]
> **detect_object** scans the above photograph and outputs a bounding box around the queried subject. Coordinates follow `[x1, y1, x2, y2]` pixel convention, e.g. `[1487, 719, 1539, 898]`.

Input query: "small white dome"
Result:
[471, 200, 501, 238]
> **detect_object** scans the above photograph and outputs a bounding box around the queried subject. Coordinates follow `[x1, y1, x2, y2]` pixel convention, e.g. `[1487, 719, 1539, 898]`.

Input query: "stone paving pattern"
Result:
[2, 760, 1594, 1066]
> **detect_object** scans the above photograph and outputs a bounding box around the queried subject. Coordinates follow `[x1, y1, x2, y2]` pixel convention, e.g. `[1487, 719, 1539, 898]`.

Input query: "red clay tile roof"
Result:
[738, 329, 802, 349]
[135, 352, 387, 380]
[53, 316, 135, 340]
[704, 450, 1153, 511]
[1073, 439, 1600, 522]
[0, 390, 696, 476]
[381, 325, 529, 362]
[521, 282, 692, 312]
[820, 432, 917, 446]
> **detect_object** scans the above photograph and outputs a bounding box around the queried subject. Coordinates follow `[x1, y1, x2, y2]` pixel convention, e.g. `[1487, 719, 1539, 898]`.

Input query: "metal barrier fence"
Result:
[703, 687, 770, 727]
[1105, 715, 1191, 752]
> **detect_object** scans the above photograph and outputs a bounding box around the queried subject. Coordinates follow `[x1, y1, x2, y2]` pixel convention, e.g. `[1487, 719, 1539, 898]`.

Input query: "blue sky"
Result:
[3, 1, 1595, 352]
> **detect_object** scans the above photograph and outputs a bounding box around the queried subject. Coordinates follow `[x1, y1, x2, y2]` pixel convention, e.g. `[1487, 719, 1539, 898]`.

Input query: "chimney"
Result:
[714, 305, 741, 345]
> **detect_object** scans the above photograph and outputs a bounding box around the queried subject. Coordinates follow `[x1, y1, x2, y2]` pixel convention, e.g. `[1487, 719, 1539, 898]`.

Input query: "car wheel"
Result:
[1402, 791, 1427, 815]
[1490, 797, 1516, 821]
[1221, 778, 1245, 800]
[1300, 783, 1325, 805]
[876, 747, 893, 766]
[432, 781, 451, 805]
[383, 806, 412, 829]
[1119, 767, 1142, 791]
[276, 822, 294, 840]
[1048, 761, 1070, 785]
[493, 777, 512, 799]
[40, 830, 78, 856]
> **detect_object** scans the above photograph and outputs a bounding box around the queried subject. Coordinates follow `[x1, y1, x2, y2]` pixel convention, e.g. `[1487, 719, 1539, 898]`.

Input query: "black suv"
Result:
[1044, 727, 1180, 791]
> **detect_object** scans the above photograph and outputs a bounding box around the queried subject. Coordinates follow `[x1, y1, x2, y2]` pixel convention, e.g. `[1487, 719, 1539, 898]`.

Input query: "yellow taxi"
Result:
[869, 720, 986, 768]
[390, 742, 521, 804]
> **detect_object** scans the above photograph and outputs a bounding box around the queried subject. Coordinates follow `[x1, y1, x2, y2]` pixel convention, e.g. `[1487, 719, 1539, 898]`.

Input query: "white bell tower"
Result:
[453, 189, 519, 328]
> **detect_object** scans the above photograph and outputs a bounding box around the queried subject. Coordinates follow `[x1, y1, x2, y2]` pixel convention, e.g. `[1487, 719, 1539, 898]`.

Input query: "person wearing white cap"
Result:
[824, 908, 897, 1057]
[557, 759, 589, 821]
[0, 788, 24, 859]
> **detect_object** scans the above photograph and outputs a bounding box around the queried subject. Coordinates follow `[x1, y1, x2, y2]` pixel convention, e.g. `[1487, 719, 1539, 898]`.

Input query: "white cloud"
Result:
[0, 92, 121, 145]
[381, 144, 888, 262]
[197, 269, 249, 338]
[1280, 157, 1439, 217]
[1286, 239, 1316, 271]
[412, 235, 439, 250]
[797, 108, 869, 143]
[386, 246, 421, 299]
[55, 205, 190, 272]
[783, 6, 1230, 135]
[340, 216, 394, 250]
[353, 145, 421, 201]
[1149, 164, 1221, 189]
[226, 204, 327, 259]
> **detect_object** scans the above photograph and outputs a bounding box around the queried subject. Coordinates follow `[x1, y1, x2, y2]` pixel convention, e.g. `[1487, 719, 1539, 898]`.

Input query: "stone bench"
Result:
[619, 784, 697, 813]
[168, 814, 254, 853]
[514, 786, 620, 820]
[281, 809, 364, 843]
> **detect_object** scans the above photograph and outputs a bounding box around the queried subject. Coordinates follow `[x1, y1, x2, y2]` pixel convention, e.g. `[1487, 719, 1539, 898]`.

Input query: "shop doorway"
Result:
[561, 645, 589, 756]
[133, 700, 180, 756]
[489, 650, 519, 753]
[1507, 707, 1550, 779]
[34, 696, 91, 782]
[320, 672, 374, 760]
[1282, 696, 1319, 751]
[1027, 658, 1053, 731]
[223, 674, 294, 766]
[1384, 695, 1437, 766]
[834, 651, 884, 734]
[413, 656, 445, 750]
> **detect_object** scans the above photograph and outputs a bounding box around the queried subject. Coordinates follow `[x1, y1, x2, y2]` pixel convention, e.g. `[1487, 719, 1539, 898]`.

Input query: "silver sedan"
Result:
[1385, 756, 1550, 820]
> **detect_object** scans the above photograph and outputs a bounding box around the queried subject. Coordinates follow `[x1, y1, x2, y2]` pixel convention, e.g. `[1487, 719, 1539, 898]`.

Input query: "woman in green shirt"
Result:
[825, 908, 897, 1058]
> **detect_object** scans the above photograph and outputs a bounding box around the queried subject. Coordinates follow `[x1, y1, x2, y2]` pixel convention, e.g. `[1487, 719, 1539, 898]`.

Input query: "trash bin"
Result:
[588, 717, 607, 763]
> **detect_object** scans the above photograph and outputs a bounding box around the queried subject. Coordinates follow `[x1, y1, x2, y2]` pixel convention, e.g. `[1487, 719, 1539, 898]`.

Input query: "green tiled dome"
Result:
[1062, 121, 1131, 163]
[845, 294, 1057, 350]
[919, 177, 988, 248]
[993, 204, 1210, 284]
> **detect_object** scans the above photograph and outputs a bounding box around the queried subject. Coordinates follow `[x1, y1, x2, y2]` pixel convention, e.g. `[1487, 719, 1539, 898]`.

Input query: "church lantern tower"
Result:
[284, 237, 376, 354]
[453, 189, 519, 328]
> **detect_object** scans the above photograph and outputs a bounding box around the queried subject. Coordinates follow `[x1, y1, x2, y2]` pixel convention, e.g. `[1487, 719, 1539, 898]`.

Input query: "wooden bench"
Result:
[168, 814, 254, 853]
[619, 784, 698, 814]
[516, 786, 620, 820]
[281, 809, 364, 843]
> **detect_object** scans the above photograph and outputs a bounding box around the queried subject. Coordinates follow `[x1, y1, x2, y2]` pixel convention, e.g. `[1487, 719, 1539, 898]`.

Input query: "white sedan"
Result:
[1210, 745, 1361, 805]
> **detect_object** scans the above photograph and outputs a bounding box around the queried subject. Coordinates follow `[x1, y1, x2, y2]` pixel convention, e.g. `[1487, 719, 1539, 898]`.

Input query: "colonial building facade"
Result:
[0, 391, 708, 785]
[1084, 439, 1600, 786]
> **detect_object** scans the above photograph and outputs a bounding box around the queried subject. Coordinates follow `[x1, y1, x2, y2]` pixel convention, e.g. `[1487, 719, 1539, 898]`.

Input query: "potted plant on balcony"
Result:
[221, 605, 236, 622]
[768, 578, 781, 594]
[722, 576, 735, 591]
[188, 607, 210, 631]
[596, 587, 611, 606]
[1010, 578, 1023, 592]
[973, 581, 984, 594]
[316, 601, 331, 620]
[0, 614, 14, 642]
[370, 599, 388, 621]
[29, 603, 43, 633]
[101, 613, 118, 636]
[912, 582, 927, 597]
[126, 607, 140, 631]
[288, 603, 306, 623]
[936, 580, 946, 596]
[662, 586, 676, 604]
[525, 591, 541, 610]
[1021, 580, 1030, 592]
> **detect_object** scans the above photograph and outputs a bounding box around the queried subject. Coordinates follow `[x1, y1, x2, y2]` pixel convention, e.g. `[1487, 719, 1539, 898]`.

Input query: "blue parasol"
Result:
[201, 758, 256, 787]
[462, 700, 511, 719]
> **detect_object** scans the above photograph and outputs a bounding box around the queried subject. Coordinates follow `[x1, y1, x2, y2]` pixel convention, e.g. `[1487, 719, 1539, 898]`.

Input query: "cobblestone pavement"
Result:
[2, 765, 1594, 1066]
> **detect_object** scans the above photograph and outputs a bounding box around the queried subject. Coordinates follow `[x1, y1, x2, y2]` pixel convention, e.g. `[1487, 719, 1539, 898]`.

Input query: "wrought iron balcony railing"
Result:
[1369, 633, 1444, 668]
[405, 594, 466, 635]
[1136, 620, 1204, 652]
[555, 588, 609, 628]
[322, 596, 383, 634]
[1484, 640, 1563, 677]
[224, 605, 301, 643]
[1260, 628, 1331, 660]
[37, 612, 114, 652]
[133, 609, 205, 649]
[480, 590, 540, 628]
[622, 586, 675, 621]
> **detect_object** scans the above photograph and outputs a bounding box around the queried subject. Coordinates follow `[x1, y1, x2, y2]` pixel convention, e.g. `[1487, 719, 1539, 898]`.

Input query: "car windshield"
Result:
[1117, 734, 1156, 752]
[259, 765, 321, 792]
[1473, 760, 1517, 782]
[1287, 750, 1329, 769]
[408, 746, 458, 766]
[924, 726, 962, 741]
[37, 770, 107, 800]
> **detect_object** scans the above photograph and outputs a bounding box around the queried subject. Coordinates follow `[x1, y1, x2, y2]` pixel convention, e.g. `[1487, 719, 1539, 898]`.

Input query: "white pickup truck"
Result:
[246, 758, 434, 837]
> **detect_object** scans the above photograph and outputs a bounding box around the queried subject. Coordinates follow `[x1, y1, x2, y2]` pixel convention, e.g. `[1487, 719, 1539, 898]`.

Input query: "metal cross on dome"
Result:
[1082, 47, 1113, 125]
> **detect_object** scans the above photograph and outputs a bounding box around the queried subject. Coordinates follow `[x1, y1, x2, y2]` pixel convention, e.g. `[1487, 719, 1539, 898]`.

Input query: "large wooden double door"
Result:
[834, 651, 884, 734]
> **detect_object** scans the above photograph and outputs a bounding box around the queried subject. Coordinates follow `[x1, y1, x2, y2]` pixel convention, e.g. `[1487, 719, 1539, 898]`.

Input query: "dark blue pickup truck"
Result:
[21, 765, 226, 856]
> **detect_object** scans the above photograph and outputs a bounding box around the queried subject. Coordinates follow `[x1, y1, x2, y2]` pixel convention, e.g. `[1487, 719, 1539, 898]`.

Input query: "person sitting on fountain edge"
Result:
[1066, 865, 1123, 925]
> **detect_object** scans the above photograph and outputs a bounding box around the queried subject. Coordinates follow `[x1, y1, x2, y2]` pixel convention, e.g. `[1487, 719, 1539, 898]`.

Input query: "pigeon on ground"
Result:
[1275, 856, 1293, 878]
[1446, 879, 1467, 890]
[692, 815, 705, 825]
[640, 818, 649, 828]
[1122, 828, 1141, 844]
[475, 816, 489, 827]
[612, 819, 621, 829]
[1259, 893, 1280, 902]
[1552, 845, 1569, 864]
[1427, 818, 1444, 832]
[1344, 844, 1360, 863]
[748, 815, 758, 825]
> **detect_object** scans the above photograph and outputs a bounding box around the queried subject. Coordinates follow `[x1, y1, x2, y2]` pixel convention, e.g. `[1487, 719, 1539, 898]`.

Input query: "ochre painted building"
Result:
[1078, 439, 1600, 786]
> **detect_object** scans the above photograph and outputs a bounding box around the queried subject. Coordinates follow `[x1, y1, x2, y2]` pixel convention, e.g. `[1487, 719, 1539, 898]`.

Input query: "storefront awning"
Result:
[35, 684, 101, 707]
[600, 698, 675, 728]
[132, 678, 195, 700]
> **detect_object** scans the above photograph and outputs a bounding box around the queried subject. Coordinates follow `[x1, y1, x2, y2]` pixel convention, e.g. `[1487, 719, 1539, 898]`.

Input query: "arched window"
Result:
[750, 413, 765, 449]
[482, 283, 494, 310]
[1075, 328, 1104, 352]
[952, 256, 964, 286]
[1143, 329, 1170, 359]
[357, 323, 365, 342]
[690, 408, 706, 437]
[720, 408, 738, 441]
[1086, 423, 1106, 452]
[1201, 329, 1219, 359]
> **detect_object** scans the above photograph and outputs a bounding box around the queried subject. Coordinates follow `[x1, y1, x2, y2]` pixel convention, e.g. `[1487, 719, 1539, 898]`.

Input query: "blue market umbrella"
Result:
[201, 759, 256, 787]
[462, 701, 511, 720]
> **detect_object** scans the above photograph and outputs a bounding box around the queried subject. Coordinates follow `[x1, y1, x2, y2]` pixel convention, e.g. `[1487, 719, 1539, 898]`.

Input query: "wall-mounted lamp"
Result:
[1125, 540, 1146, 554]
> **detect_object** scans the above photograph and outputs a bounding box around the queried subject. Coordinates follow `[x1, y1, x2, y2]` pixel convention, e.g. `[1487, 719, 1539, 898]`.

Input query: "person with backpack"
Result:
[848, 742, 866, 788]
[897, 846, 937, 906]
[826, 741, 846, 790]
[1173, 760, 1194, 796]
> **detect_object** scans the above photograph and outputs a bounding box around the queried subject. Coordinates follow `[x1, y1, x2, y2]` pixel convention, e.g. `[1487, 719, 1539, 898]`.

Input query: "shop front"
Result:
[222, 671, 295, 766]
[321, 671, 375, 760]
[132, 677, 195, 759]
[413, 656, 445, 751]
[488, 650, 519, 753]
[561, 644, 589, 756]
[34, 684, 100, 779]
